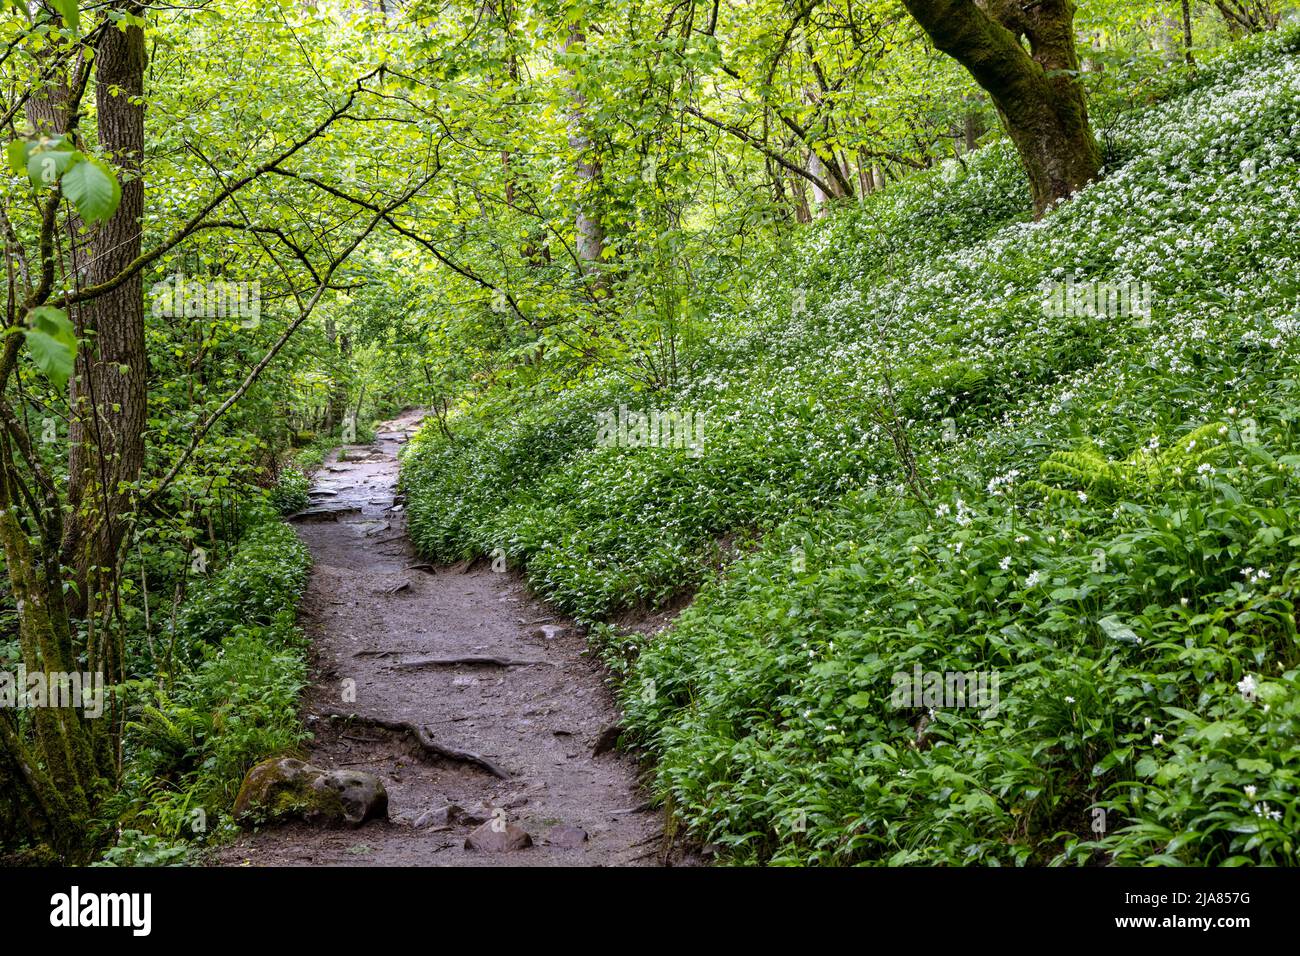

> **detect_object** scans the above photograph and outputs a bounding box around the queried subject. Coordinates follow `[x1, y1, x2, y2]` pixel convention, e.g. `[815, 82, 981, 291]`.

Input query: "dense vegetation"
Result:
[1, 0, 1296, 866]
[404, 32, 1300, 864]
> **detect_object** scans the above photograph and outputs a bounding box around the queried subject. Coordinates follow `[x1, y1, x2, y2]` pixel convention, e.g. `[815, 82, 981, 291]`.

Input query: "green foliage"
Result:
[106, 516, 311, 854]
[22, 305, 76, 389]
[1026, 422, 1233, 505]
[174, 519, 311, 650]
[3, 0, 1296, 868]
[7, 134, 120, 222]
[269, 468, 310, 515]
[402, 31, 1300, 865]
[90, 831, 191, 868]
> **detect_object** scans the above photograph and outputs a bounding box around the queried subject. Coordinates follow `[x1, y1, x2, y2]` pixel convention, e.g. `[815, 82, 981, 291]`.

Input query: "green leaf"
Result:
[1135, 755, 1159, 777]
[29, 305, 76, 349]
[60, 155, 121, 224]
[1098, 614, 1140, 645]
[1235, 758, 1272, 774]
[26, 145, 76, 188]
[6, 139, 32, 176]
[24, 306, 76, 388]
[47, 0, 78, 34]
[23, 329, 75, 389]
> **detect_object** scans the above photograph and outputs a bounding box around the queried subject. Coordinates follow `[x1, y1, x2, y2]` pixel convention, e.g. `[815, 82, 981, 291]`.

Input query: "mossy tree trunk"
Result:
[901, 0, 1102, 217]
[0, 395, 114, 863]
[0, 5, 129, 862]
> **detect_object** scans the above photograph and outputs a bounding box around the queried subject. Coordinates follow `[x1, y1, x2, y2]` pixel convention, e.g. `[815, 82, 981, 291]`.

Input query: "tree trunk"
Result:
[0, 439, 109, 862]
[62, 7, 149, 617]
[808, 149, 833, 217]
[901, 0, 1102, 217]
[964, 105, 987, 152]
[562, 20, 606, 283]
[857, 149, 875, 197]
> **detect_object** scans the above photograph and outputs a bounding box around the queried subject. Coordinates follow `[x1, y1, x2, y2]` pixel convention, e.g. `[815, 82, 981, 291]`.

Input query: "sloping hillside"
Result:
[403, 31, 1300, 865]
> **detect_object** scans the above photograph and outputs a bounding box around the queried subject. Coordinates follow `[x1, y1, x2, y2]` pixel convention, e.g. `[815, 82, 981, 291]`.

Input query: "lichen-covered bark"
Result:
[901, 0, 1101, 217]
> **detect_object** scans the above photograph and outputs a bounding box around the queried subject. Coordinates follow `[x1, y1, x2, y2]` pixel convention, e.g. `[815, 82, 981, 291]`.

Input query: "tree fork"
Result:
[901, 0, 1101, 217]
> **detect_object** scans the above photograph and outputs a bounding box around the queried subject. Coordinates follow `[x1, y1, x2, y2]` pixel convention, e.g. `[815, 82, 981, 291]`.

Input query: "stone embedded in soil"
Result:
[414, 806, 453, 830]
[233, 757, 388, 829]
[464, 820, 533, 852]
[317, 769, 389, 826]
[533, 624, 568, 641]
[459, 806, 492, 825]
[547, 825, 588, 847]
[414, 804, 489, 829]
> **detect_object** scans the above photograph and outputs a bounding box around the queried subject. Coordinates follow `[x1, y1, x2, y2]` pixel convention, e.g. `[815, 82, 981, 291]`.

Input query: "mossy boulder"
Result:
[233, 757, 388, 829]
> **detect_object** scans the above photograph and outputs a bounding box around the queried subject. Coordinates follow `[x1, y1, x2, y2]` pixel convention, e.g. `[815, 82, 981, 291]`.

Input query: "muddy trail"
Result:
[217, 410, 673, 866]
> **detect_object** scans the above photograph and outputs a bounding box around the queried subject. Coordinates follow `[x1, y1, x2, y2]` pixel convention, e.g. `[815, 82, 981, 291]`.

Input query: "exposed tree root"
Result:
[321, 710, 511, 780]
[392, 654, 550, 669]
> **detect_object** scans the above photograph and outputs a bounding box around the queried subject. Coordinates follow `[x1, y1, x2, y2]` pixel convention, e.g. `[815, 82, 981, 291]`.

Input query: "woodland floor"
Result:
[215, 410, 678, 866]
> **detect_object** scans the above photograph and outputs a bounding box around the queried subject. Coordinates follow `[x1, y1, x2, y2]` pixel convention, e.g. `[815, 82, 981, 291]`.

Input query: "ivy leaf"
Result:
[60, 155, 121, 224]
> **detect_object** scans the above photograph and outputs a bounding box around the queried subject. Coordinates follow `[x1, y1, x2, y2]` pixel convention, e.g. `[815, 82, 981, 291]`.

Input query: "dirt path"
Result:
[217, 410, 669, 866]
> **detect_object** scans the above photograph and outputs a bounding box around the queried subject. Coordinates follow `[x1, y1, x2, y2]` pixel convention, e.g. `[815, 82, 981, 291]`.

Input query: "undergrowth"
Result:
[402, 31, 1300, 865]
